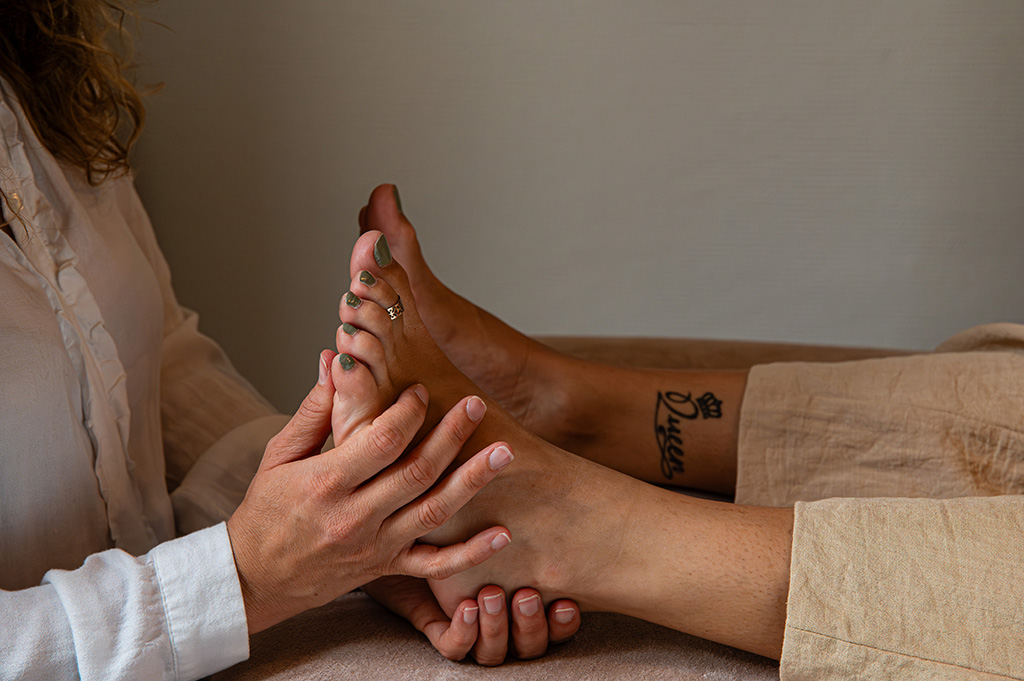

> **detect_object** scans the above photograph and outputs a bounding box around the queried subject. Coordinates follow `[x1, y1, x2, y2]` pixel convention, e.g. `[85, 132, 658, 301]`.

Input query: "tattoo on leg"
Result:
[655, 391, 723, 480]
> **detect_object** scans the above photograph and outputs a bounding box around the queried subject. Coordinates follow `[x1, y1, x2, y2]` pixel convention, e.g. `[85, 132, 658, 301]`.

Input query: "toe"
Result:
[335, 321, 390, 388]
[330, 352, 385, 443]
[349, 270, 404, 333]
[366, 184, 418, 250]
[339, 288, 398, 350]
[349, 230, 423, 327]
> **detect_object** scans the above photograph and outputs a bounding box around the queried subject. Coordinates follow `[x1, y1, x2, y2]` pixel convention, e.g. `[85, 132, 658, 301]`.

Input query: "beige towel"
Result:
[213, 591, 779, 680]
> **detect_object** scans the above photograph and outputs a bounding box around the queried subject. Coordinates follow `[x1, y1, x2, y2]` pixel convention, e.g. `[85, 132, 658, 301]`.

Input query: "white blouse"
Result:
[0, 78, 289, 679]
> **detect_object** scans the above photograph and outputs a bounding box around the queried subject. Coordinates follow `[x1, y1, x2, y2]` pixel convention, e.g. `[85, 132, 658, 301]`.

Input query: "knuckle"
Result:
[441, 413, 470, 446]
[425, 565, 448, 581]
[296, 394, 321, 422]
[415, 497, 451, 534]
[452, 628, 475, 649]
[422, 555, 455, 581]
[266, 426, 299, 455]
[305, 472, 335, 503]
[367, 421, 404, 458]
[480, 616, 505, 638]
[517, 616, 547, 637]
[474, 651, 505, 667]
[324, 516, 361, 546]
[400, 458, 437, 491]
[266, 429, 285, 449]
[460, 459, 492, 491]
[515, 643, 547, 661]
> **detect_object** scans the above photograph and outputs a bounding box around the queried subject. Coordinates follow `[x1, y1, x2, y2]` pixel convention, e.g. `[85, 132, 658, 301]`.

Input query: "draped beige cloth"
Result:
[737, 322, 1024, 680]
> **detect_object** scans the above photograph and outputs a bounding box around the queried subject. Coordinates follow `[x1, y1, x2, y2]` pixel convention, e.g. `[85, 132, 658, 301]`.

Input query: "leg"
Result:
[337, 232, 793, 659]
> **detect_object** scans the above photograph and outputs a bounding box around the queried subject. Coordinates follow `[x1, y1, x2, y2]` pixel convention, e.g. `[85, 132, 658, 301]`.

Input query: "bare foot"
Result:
[335, 230, 638, 615]
[335, 232, 793, 661]
[358, 185, 582, 446]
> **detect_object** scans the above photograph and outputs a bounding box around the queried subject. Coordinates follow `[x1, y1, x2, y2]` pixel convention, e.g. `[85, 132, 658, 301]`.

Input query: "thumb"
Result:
[261, 349, 337, 469]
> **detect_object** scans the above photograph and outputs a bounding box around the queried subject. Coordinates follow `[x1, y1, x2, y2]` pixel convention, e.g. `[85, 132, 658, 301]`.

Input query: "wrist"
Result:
[226, 513, 280, 635]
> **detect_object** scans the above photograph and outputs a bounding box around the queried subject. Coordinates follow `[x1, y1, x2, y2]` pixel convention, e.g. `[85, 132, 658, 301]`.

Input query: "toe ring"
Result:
[386, 296, 404, 320]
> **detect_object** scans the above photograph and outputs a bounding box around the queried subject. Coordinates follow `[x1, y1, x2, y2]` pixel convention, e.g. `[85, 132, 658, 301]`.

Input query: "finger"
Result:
[358, 205, 369, 232]
[392, 525, 511, 581]
[510, 588, 549, 659]
[316, 384, 427, 488]
[386, 441, 513, 540]
[261, 349, 337, 469]
[548, 600, 581, 644]
[427, 599, 479, 661]
[365, 396, 489, 517]
[362, 577, 479, 661]
[472, 586, 509, 666]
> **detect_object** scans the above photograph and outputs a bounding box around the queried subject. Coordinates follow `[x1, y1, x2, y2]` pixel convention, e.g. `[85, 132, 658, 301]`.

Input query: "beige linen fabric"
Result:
[737, 322, 1024, 680]
[214, 592, 780, 681]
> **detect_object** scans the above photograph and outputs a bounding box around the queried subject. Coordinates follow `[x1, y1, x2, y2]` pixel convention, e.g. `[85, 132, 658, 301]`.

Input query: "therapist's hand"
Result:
[364, 577, 581, 665]
[227, 349, 512, 635]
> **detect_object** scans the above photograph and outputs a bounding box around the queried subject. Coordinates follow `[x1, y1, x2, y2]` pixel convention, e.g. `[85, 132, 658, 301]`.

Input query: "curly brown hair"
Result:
[0, 1, 145, 186]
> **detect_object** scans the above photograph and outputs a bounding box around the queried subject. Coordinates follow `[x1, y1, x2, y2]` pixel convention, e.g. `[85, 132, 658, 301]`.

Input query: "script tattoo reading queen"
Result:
[655, 391, 723, 479]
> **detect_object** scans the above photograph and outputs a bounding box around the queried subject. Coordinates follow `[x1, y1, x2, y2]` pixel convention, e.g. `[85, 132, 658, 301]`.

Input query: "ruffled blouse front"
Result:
[0, 77, 288, 679]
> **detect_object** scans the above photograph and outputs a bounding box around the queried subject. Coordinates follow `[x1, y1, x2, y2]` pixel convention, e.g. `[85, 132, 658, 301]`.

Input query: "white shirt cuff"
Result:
[150, 522, 249, 680]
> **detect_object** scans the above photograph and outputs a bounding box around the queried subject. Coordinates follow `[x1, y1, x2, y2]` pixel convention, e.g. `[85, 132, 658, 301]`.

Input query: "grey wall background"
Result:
[135, 1, 1024, 413]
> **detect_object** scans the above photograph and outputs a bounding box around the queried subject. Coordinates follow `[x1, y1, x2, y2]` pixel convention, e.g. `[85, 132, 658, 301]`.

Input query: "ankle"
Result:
[526, 456, 642, 604]
[517, 348, 596, 449]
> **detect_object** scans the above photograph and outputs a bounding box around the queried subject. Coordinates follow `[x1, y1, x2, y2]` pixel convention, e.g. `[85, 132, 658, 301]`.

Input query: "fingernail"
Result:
[318, 352, 329, 385]
[341, 322, 359, 336]
[553, 607, 575, 624]
[393, 186, 403, 213]
[338, 353, 356, 371]
[344, 291, 362, 309]
[358, 270, 376, 287]
[412, 384, 428, 405]
[482, 593, 503, 615]
[465, 396, 486, 423]
[490, 531, 511, 552]
[374, 234, 392, 267]
[488, 445, 513, 471]
[517, 594, 541, 617]
[462, 606, 479, 625]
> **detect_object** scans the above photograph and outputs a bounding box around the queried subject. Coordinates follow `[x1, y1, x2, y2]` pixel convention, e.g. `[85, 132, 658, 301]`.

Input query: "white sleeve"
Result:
[170, 413, 290, 536]
[0, 523, 248, 681]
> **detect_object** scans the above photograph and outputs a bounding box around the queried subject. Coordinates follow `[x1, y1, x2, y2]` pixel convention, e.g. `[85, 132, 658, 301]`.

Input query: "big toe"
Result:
[363, 185, 428, 272]
[330, 352, 384, 443]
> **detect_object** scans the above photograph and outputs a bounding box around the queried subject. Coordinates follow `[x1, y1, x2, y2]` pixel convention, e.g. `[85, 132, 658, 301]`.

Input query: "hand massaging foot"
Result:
[334, 230, 641, 615]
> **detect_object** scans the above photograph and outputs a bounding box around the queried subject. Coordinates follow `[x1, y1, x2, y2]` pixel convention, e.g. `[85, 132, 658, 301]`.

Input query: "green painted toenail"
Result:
[338, 353, 356, 371]
[374, 234, 392, 267]
[393, 186, 403, 213]
[342, 322, 358, 336]
[344, 291, 362, 309]
[358, 270, 376, 287]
